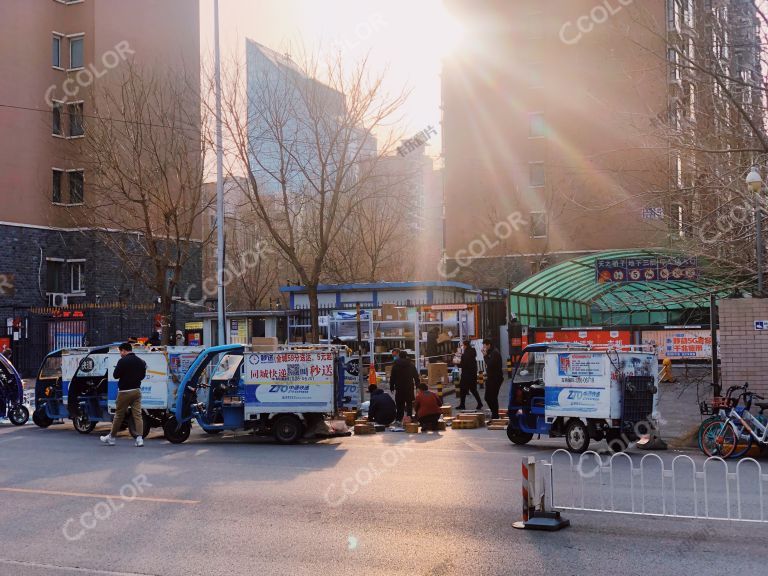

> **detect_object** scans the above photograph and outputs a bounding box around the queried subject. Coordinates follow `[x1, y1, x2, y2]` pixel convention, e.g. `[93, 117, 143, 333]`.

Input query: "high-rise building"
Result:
[0, 0, 201, 368]
[441, 0, 762, 288]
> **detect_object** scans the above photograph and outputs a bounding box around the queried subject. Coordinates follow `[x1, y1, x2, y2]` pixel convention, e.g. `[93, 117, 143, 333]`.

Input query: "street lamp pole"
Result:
[746, 166, 764, 296]
[214, 0, 226, 343]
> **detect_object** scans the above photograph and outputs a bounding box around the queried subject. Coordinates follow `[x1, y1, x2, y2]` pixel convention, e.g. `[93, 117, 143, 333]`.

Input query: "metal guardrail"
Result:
[543, 449, 768, 522]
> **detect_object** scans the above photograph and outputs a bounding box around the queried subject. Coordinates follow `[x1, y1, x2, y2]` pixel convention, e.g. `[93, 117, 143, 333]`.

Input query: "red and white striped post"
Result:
[514, 456, 536, 529]
[513, 456, 570, 531]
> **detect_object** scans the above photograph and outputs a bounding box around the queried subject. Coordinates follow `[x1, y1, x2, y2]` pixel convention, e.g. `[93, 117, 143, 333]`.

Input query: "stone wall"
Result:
[719, 298, 768, 396]
[0, 224, 202, 309]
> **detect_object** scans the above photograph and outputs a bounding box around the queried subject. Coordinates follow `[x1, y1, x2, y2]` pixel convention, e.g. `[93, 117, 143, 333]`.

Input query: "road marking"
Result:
[0, 487, 199, 504]
[0, 558, 159, 575]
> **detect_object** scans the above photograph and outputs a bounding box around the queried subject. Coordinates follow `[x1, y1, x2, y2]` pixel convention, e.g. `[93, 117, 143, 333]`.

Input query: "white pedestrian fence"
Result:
[540, 449, 768, 523]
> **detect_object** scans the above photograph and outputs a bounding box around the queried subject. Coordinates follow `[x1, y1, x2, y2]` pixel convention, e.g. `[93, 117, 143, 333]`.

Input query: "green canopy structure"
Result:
[509, 250, 736, 327]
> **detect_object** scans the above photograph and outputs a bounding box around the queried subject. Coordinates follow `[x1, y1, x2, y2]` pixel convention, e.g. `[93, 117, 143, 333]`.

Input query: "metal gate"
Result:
[544, 449, 768, 522]
[2, 305, 154, 377]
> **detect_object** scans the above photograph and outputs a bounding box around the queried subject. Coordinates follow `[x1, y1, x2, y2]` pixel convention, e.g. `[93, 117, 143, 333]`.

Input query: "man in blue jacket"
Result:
[100, 342, 146, 447]
[367, 384, 396, 426]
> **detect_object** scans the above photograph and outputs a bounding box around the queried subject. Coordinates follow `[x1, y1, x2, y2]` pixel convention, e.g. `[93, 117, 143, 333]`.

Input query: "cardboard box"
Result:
[437, 332, 452, 344]
[375, 345, 387, 353]
[381, 303, 397, 320]
[343, 411, 358, 426]
[405, 422, 420, 433]
[354, 423, 376, 435]
[440, 405, 453, 417]
[372, 309, 382, 321]
[251, 337, 278, 351]
[436, 421, 447, 431]
[428, 363, 449, 386]
[396, 307, 408, 320]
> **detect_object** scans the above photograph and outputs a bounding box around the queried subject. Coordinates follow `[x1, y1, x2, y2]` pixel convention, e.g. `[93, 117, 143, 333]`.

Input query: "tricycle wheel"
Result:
[272, 415, 303, 444]
[32, 407, 53, 428]
[565, 419, 590, 453]
[127, 413, 152, 438]
[8, 405, 29, 426]
[163, 417, 191, 444]
[72, 410, 96, 434]
[605, 431, 628, 453]
[506, 423, 533, 445]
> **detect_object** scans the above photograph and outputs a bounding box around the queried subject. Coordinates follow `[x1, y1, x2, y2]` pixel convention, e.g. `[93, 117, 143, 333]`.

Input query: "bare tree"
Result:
[611, 1, 768, 291]
[324, 160, 419, 282]
[211, 46, 407, 341]
[71, 64, 213, 343]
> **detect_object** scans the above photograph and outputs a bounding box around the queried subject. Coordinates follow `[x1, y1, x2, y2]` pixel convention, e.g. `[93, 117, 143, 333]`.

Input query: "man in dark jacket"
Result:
[482, 338, 504, 419]
[389, 350, 419, 424]
[455, 340, 482, 411]
[100, 342, 146, 447]
[367, 384, 396, 426]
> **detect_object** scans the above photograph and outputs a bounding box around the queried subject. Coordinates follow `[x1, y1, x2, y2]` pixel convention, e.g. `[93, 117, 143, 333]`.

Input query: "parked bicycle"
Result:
[700, 383, 768, 458]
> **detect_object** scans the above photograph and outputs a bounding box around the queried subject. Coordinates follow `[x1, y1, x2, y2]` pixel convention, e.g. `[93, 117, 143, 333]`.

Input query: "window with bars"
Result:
[68, 170, 84, 204]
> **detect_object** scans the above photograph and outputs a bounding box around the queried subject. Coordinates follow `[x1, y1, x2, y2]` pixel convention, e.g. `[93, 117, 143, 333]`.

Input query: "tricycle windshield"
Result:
[513, 352, 545, 384]
[212, 355, 243, 381]
[75, 355, 109, 378]
[39, 355, 62, 379]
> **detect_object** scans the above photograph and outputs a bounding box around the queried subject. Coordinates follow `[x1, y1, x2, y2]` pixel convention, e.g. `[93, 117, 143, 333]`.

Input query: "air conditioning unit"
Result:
[48, 293, 68, 307]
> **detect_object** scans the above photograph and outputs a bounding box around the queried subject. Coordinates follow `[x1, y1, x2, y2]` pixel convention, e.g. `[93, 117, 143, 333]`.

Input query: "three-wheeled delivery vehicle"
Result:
[0, 353, 29, 425]
[506, 343, 660, 453]
[165, 344, 345, 445]
[33, 344, 203, 437]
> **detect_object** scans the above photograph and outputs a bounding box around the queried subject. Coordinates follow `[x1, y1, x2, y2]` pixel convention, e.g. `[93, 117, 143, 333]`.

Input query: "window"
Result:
[529, 162, 545, 187]
[46, 260, 64, 293]
[671, 203, 684, 237]
[668, 48, 680, 83]
[69, 261, 85, 293]
[69, 36, 84, 69]
[68, 102, 84, 137]
[529, 113, 547, 138]
[52, 169, 63, 203]
[52, 35, 62, 68]
[68, 170, 84, 204]
[530, 212, 547, 238]
[52, 102, 63, 136]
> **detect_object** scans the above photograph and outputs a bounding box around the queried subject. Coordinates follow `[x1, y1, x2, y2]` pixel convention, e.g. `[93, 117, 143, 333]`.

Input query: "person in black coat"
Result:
[389, 350, 419, 423]
[482, 338, 504, 419]
[455, 340, 482, 411]
[367, 384, 396, 426]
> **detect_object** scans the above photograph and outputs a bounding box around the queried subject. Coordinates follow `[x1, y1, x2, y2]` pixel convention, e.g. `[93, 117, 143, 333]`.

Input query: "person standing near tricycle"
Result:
[100, 343, 146, 447]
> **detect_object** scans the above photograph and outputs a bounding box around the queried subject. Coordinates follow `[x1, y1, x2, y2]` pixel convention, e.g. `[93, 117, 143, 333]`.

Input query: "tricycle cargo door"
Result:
[242, 350, 335, 417]
[544, 352, 612, 419]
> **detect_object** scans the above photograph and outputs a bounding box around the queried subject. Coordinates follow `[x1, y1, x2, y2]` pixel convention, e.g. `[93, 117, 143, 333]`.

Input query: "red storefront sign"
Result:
[533, 328, 632, 347]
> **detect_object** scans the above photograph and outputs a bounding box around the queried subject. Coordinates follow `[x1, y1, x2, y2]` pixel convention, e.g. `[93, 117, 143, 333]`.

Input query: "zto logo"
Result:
[248, 355, 261, 366]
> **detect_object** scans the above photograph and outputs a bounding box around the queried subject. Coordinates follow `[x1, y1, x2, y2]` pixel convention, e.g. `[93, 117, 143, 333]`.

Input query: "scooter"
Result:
[0, 354, 29, 426]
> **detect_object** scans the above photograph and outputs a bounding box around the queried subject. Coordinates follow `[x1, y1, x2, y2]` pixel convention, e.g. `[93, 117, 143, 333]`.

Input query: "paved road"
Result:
[0, 421, 765, 576]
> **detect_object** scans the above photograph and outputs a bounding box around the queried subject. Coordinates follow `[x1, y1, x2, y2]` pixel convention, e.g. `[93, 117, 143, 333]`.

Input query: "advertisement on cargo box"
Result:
[545, 387, 607, 415]
[244, 351, 335, 413]
[557, 353, 604, 378]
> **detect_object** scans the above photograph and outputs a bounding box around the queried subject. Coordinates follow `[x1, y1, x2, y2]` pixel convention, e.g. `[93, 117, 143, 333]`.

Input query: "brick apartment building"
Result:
[0, 0, 202, 371]
[441, 0, 762, 288]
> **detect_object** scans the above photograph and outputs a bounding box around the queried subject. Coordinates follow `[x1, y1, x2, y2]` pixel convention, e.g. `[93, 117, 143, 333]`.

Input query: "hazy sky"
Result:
[199, 0, 461, 159]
